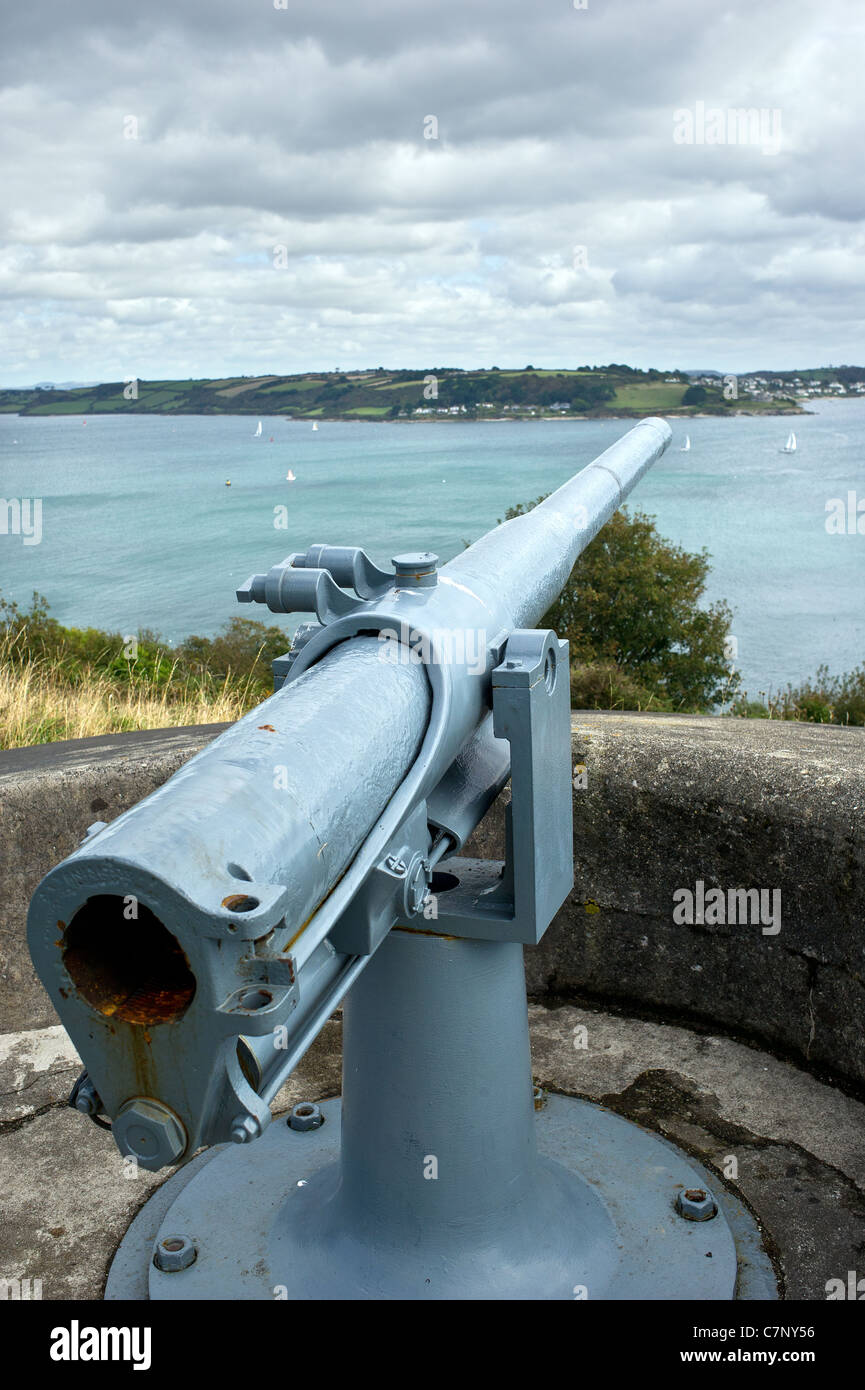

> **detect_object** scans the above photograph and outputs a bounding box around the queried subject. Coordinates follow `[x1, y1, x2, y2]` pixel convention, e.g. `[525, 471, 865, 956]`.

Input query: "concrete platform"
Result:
[2, 1003, 863, 1300]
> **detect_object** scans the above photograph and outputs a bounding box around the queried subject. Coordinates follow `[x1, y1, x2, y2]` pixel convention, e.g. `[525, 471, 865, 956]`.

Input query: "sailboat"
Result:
[781, 430, 797, 453]
[286, 469, 296, 482]
[254, 420, 262, 437]
[311, 421, 318, 431]
[680, 434, 691, 452]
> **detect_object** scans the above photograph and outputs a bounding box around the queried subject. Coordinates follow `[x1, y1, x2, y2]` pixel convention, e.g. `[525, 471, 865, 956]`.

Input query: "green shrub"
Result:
[501, 504, 739, 711]
[730, 664, 865, 726]
[570, 661, 674, 712]
[0, 592, 287, 704]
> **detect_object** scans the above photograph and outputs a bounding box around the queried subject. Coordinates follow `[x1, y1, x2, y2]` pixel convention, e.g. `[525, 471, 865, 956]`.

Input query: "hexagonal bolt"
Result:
[288, 1102, 324, 1132]
[70, 1073, 101, 1117]
[230, 1114, 262, 1145]
[153, 1234, 197, 1273]
[675, 1186, 718, 1221]
[113, 1099, 187, 1171]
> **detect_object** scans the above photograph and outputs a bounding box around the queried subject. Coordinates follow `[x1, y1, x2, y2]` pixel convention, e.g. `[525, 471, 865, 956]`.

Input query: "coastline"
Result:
[2, 405, 815, 423]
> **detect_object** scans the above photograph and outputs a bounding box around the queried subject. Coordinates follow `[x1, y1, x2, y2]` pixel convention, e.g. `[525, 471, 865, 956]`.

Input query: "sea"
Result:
[1, 403, 863, 699]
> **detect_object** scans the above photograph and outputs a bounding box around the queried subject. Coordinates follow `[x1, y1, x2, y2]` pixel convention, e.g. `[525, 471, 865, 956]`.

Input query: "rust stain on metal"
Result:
[99, 985, 194, 1026]
[257, 724, 277, 732]
[392, 925, 459, 942]
[63, 903, 196, 1026]
[283, 861, 351, 951]
[222, 893, 255, 913]
[127, 1018, 156, 1094]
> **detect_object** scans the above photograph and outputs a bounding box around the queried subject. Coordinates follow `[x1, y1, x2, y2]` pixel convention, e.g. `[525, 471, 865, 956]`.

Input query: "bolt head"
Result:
[153, 1233, 197, 1273]
[404, 856, 429, 916]
[391, 553, 439, 588]
[288, 1102, 323, 1132]
[113, 1099, 187, 1171]
[73, 1081, 100, 1116]
[230, 1114, 261, 1145]
[675, 1187, 717, 1221]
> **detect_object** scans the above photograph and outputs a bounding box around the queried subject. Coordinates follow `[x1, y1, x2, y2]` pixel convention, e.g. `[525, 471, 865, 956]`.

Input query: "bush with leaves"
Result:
[729, 664, 865, 726]
[0, 593, 287, 704]
[501, 503, 739, 711]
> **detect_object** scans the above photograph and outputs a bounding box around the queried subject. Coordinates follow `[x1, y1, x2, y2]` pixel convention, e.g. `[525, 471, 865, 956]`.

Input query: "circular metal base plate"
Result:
[106, 1095, 777, 1300]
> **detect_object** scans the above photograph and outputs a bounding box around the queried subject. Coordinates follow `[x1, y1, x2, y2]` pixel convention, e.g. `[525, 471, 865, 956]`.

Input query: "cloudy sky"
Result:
[1, 0, 862, 384]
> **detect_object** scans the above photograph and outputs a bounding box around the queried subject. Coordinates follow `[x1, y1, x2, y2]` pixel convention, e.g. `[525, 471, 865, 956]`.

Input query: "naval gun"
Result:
[27, 417, 772, 1299]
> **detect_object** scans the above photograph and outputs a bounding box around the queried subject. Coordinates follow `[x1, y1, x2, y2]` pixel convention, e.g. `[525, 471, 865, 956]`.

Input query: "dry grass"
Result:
[0, 651, 261, 749]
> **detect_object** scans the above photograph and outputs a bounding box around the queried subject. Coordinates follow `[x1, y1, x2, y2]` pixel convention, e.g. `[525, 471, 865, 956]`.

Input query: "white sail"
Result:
[782, 430, 796, 452]
[286, 469, 296, 481]
[312, 422, 318, 431]
[254, 420, 262, 437]
[680, 434, 691, 452]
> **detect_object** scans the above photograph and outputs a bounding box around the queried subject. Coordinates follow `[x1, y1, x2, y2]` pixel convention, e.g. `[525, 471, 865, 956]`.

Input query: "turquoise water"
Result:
[1, 405, 862, 696]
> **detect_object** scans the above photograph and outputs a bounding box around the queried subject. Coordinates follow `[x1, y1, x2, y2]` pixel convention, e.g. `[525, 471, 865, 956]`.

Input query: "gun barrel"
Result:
[443, 415, 671, 627]
[27, 416, 671, 1161]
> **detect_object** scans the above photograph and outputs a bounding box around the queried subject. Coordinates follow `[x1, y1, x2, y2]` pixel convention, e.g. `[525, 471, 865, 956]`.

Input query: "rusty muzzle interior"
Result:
[62, 895, 196, 1025]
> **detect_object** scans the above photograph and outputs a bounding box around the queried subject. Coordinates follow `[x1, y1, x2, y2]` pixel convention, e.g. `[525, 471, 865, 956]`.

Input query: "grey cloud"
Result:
[0, 0, 862, 381]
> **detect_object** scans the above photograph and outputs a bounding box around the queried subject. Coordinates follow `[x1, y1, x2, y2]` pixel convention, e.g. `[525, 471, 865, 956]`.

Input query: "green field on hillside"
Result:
[0, 365, 811, 420]
[612, 384, 687, 410]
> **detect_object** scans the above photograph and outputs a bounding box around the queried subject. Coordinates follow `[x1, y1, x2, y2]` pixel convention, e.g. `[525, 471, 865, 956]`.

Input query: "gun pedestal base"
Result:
[107, 930, 775, 1300]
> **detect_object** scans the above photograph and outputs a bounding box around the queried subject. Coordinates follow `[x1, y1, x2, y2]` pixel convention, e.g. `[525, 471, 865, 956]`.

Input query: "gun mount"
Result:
[27, 418, 774, 1299]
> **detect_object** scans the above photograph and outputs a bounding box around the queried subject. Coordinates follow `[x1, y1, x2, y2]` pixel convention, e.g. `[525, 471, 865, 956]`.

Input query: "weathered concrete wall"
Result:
[2, 714, 864, 1087]
[466, 713, 865, 1088]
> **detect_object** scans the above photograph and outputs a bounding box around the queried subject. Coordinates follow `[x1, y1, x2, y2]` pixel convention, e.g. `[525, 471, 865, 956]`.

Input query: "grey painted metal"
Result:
[104, 1146, 222, 1300]
[446, 415, 670, 629]
[107, 928, 774, 1300]
[28, 417, 671, 1176]
[152, 1233, 196, 1273]
[287, 1101, 323, 1132]
[676, 1187, 718, 1221]
[424, 630, 574, 944]
[28, 639, 430, 1165]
